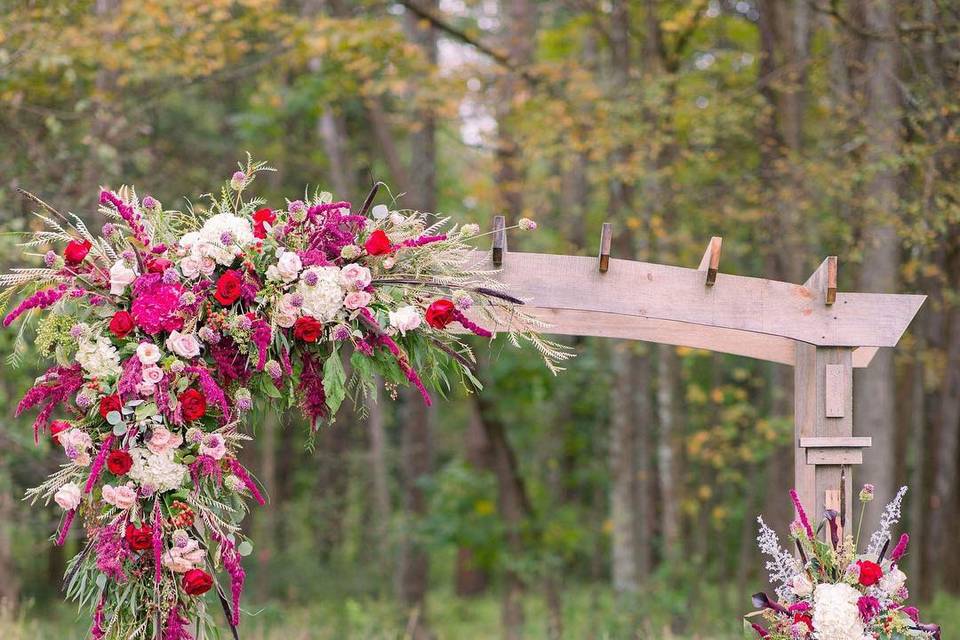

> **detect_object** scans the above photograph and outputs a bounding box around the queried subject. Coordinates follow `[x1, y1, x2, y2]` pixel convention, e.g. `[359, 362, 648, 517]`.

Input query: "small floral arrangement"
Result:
[747, 485, 940, 639]
[3, 158, 569, 638]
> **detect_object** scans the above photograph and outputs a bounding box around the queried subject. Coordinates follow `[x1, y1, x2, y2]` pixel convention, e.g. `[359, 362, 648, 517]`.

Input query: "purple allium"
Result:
[142, 195, 159, 210]
[162, 268, 180, 285]
[290, 292, 304, 307]
[332, 325, 351, 341]
[76, 390, 94, 409]
[121, 249, 136, 262]
[198, 326, 221, 344]
[101, 222, 116, 237]
[288, 200, 305, 215]
[303, 270, 319, 286]
[860, 483, 875, 502]
[44, 251, 57, 267]
[265, 360, 282, 380]
[235, 315, 252, 331]
[220, 231, 235, 245]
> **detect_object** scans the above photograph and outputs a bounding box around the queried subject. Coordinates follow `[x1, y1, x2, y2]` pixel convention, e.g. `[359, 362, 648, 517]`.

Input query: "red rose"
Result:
[857, 560, 883, 586]
[425, 299, 456, 329]
[107, 450, 133, 475]
[364, 229, 392, 256]
[125, 523, 153, 551]
[99, 395, 122, 420]
[214, 270, 242, 306]
[146, 257, 173, 273]
[793, 613, 813, 632]
[253, 208, 276, 239]
[182, 568, 213, 596]
[293, 316, 322, 343]
[50, 420, 72, 445]
[179, 389, 207, 422]
[64, 239, 92, 265]
[108, 311, 135, 338]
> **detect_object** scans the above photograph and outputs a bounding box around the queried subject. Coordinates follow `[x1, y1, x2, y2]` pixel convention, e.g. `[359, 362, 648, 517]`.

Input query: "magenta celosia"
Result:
[84, 435, 114, 494]
[789, 489, 814, 539]
[94, 521, 128, 583]
[56, 508, 76, 547]
[453, 310, 493, 338]
[117, 355, 143, 400]
[3, 284, 69, 326]
[130, 273, 184, 334]
[99, 190, 151, 247]
[297, 352, 327, 429]
[16, 364, 84, 443]
[209, 338, 252, 384]
[401, 233, 447, 248]
[162, 605, 194, 640]
[891, 533, 910, 562]
[357, 308, 432, 406]
[858, 595, 881, 622]
[91, 593, 107, 639]
[189, 454, 222, 489]
[185, 366, 230, 423]
[227, 458, 265, 506]
[211, 531, 246, 626]
[250, 319, 272, 371]
[152, 500, 163, 583]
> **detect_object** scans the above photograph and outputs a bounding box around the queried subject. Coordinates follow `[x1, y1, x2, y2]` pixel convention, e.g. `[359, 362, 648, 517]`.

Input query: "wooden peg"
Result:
[492, 215, 507, 267]
[826, 256, 837, 305]
[697, 236, 722, 286]
[598, 222, 612, 273]
[804, 256, 838, 305]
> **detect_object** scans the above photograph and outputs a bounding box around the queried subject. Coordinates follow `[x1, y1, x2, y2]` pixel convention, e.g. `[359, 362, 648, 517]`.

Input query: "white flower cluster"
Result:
[128, 447, 188, 493]
[181, 212, 254, 265]
[756, 516, 802, 602]
[867, 485, 908, 556]
[76, 335, 122, 379]
[811, 583, 866, 640]
[297, 266, 345, 322]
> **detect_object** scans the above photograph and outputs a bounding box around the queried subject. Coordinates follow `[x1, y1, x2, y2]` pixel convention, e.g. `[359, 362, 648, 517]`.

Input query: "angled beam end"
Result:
[598, 222, 612, 273]
[492, 215, 506, 267]
[804, 256, 838, 305]
[698, 236, 722, 286]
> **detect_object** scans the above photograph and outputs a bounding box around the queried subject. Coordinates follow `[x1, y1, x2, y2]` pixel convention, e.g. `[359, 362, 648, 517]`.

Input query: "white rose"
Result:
[339, 263, 372, 291]
[102, 483, 137, 510]
[389, 305, 422, 336]
[136, 342, 162, 365]
[141, 365, 164, 385]
[199, 257, 217, 276]
[879, 568, 906, 595]
[344, 291, 372, 310]
[276, 251, 303, 283]
[165, 331, 201, 359]
[275, 312, 297, 328]
[265, 265, 282, 282]
[791, 573, 813, 597]
[109, 260, 138, 295]
[179, 255, 201, 280]
[54, 482, 82, 511]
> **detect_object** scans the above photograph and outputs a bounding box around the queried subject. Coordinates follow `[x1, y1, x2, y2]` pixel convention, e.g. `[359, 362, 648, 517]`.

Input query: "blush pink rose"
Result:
[102, 483, 137, 510]
[344, 291, 372, 310]
[146, 427, 183, 456]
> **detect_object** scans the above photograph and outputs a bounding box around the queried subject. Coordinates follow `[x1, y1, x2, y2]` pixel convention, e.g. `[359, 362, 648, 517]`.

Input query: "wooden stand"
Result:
[481, 223, 924, 532]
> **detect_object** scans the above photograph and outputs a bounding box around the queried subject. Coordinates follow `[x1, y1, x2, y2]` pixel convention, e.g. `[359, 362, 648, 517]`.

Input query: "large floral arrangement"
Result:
[2, 158, 569, 638]
[747, 485, 940, 639]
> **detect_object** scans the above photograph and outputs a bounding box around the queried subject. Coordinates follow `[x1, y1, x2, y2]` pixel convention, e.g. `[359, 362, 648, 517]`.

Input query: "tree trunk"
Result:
[455, 407, 493, 597]
[368, 383, 391, 572]
[609, 344, 638, 592]
[853, 0, 901, 527]
[396, 6, 438, 637]
[656, 345, 681, 552]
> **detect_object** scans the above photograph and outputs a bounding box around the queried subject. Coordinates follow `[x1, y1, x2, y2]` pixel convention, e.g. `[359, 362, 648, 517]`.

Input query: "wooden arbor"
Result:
[485, 218, 925, 529]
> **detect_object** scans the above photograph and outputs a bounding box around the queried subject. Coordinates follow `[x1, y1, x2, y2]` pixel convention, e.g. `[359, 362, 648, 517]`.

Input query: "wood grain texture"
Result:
[799, 437, 872, 448]
[824, 363, 846, 417]
[482, 250, 924, 348]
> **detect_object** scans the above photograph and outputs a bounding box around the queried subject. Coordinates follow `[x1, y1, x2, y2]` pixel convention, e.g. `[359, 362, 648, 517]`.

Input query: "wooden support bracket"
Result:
[800, 436, 872, 466]
[698, 236, 722, 286]
[598, 222, 612, 273]
[492, 215, 506, 267]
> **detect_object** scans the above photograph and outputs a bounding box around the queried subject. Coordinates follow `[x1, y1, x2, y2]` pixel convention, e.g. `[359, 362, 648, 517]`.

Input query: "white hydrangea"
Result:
[811, 583, 866, 640]
[76, 335, 122, 380]
[183, 213, 254, 265]
[297, 266, 345, 323]
[128, 447, 188, 493]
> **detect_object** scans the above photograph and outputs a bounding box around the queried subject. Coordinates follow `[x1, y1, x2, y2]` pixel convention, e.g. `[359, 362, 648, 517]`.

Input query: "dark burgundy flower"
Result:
[125, 523, 152, 551]
[183, 569, 213, 595]
[107, 450, 133, 475]
[99, 395, 122, 420]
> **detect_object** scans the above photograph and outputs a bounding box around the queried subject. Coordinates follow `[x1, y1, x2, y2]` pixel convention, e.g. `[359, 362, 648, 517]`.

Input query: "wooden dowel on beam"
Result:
[598, 222, 612, 273]
[804, 256, 839, 305]
[492, 215, 506, 267]
[698, 236, 722, 286]
[826, 256, 837, 305]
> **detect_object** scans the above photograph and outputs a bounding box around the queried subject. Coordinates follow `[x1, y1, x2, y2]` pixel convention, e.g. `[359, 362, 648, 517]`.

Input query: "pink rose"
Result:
[179, 255, 202, 279]
[165, 330, 201, 359]
[102, 483, 137, 510]
[54, 482, 82, 510]
[344, 291, 372, 310]
[199, 433, 227, 460]
[339, 263, 372, 291]
[136, 342, 162, 365]
[141, 365, 164, 385]
[137, 382, 156, 396]
[146, 427, 183, 456]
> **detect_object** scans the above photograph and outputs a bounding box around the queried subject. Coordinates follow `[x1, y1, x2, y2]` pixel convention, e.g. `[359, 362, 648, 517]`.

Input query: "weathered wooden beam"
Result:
[598, 223, 612, 273]
[805, 256, 838, 305]
[799, 436, 872, 448]
[697, 236, 722, 286]
[492, 215, 506, 267]
[483, 251, 925, 348]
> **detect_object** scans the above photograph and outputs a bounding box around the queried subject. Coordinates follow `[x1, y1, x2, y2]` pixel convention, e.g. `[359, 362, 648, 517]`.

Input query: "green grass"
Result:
[3, 588, 957, 639]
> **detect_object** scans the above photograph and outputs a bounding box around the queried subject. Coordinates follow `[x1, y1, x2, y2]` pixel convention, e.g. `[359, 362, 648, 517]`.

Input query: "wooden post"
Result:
[794, 343, 856, 535]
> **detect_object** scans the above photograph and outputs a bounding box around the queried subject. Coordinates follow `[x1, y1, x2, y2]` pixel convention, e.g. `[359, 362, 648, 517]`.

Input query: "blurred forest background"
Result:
[1, 0, 959, 638]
